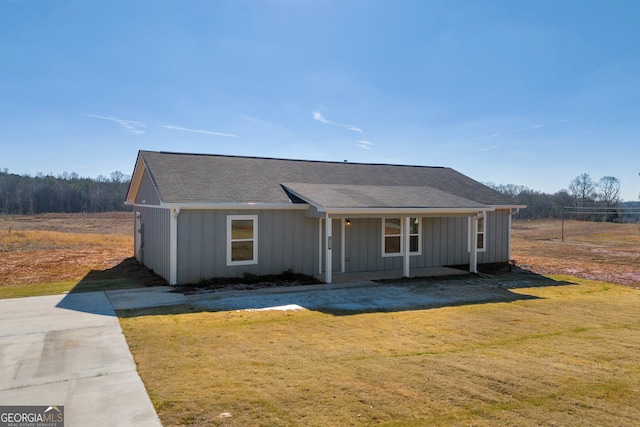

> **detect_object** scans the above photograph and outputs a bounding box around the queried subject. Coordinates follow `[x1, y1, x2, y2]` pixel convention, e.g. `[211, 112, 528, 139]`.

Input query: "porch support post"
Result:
[469, 214, 478, 274]
[169, 207, 181, 285]
[325, 215, 332, 284]
[340, 218, 346, 273]
[318, 218, 323, 275]
[403, 216, 410, 278]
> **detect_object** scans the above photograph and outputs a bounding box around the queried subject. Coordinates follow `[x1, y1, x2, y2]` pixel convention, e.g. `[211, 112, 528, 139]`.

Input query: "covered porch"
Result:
[282, 182, 491, 284]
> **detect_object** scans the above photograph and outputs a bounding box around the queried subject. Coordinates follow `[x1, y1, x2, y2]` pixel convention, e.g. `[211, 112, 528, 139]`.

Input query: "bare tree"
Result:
[598, 176, 621, 207]
[569, 173, 596, 206]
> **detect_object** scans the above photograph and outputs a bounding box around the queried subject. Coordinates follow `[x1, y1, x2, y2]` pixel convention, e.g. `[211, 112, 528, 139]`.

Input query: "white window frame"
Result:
[226, 215, 258, 266]
[382, 217, 422, 257]
[468, 212, 487, 253]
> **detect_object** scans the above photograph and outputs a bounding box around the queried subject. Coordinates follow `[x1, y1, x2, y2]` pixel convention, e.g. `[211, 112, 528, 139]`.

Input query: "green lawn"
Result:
[119, 276, 640, 426]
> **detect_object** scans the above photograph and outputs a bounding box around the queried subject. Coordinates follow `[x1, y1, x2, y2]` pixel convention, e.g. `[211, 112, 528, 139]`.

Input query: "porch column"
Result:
[469, 215, 478, 274]
[340, 218, 346, 273]
[325, 215, 332, 284]
[403, 216, 410, 277]
[318, 218, 323, 275]
[169, 207, 181, 285]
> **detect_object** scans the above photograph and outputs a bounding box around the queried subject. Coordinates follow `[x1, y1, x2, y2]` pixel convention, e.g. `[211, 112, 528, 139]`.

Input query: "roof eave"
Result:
[124, 152, 147, 205]
[321, 206, 494, 216]
[157, 202, 308, 210]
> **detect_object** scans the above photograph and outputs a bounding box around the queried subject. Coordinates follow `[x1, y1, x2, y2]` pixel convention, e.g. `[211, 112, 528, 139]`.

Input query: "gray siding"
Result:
[341, 211, 510, 273]
[423, 216, 469, 268]
[135, 206, 171, 282]
[176, 209, 320, 284]
[478, 209, 511, 264]
[135, 169, 161, 205]
[344, 216, 470, 273]
[165, 208, 511, 285]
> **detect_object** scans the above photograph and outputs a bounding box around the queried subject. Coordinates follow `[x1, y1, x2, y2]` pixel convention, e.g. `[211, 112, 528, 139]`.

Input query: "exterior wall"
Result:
[134, 169, 161, 205]
[343, 216, 470, 273]
[134, 206, 171, 282]
[422, 216, 469, 268]
[176, 209, 320, 284]
[167, 207, 512, 284]
[342, 210, 511, 273]
[477, 209, 511, 264]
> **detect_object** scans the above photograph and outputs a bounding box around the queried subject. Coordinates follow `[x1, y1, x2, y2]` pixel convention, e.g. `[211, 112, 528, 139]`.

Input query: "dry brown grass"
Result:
[0, 213, 133, 287]
[0, 212, 133, 234]
[512, 219, 640, 287]
[120, 279, 640, 426]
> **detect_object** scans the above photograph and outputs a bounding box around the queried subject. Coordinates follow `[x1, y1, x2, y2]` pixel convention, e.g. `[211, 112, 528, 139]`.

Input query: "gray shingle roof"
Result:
[282, 183, 487, 209]
[137, 150, 517, 207]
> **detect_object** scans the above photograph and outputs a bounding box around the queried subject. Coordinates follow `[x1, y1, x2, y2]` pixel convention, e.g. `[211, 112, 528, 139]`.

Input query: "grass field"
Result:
[1, 214, 639, 425]
[0, 212, 136, 294]
[512, 219, 640, 286]
[120, 277, 640, 426]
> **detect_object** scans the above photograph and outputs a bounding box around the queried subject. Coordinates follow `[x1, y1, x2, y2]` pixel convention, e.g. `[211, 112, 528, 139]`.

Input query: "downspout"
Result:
[169, 207, 181, 285]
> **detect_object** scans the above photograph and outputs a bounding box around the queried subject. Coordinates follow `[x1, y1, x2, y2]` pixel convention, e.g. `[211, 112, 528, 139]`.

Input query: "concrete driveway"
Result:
[0, 291, 161, 426]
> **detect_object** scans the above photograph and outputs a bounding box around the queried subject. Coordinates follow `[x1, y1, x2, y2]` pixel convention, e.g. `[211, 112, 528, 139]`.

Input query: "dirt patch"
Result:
[0, 247, 133, 286]
[176, 273, 323, 295]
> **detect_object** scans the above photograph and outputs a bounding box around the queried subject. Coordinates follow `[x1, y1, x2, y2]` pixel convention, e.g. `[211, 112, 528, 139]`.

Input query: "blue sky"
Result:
[1, 0, 639, 200]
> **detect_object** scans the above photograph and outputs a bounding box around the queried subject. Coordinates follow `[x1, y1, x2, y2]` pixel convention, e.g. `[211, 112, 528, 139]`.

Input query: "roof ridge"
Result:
[149, 150, 447, 169]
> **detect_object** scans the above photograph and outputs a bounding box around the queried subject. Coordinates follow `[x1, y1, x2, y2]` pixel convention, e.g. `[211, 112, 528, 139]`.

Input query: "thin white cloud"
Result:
[86, 114, 146, 135]
[161, 125, 238, 138]
[478, 118, 569, 140]
[356, 140, 373, 150]
[312, 111, 362, 133]
[480, 145, 499, 152]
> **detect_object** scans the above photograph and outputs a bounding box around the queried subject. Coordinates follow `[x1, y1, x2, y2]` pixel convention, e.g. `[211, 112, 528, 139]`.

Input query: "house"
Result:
[125, 150, 524, 285]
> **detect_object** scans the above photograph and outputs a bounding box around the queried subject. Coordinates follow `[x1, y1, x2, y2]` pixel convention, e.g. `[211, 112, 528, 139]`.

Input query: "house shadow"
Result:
[55, 257, 167, 316]
[55, 258, 575, 318]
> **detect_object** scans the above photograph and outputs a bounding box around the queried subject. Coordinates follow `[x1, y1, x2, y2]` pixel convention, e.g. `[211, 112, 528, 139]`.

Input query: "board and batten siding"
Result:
[134, 169, 161, 205]
[176, 209, 320, 284]
[134, 206, 171, 282]
[342, 210, 512, 273]
[343, 216, 469, 273]
[477, 209, 511, 264]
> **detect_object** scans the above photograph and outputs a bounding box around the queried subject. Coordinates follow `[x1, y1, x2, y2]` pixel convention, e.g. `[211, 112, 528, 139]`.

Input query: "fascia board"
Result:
[124, 154, 147, 205]
[324, 207, 494, 215]
[492, 205, 528, 209]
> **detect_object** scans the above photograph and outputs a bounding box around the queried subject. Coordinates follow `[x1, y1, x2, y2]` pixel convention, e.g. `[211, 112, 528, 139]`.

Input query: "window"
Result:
[382, 217, 421, 257]
[227, 215, 258, 266]
[468, 213, 486, 252]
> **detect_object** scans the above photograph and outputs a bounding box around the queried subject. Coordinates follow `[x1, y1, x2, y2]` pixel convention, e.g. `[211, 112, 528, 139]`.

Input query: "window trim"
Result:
[468, 213, 487, 253]
[226, 215, 258, 266]
[381, 217, 422, 257]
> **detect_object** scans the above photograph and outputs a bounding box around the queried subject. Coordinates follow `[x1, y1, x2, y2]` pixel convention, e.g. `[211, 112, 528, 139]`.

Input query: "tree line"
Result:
[1, 168, 637, 220]
[0, 168, 132, 214]
[486, 173, 640, 221]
